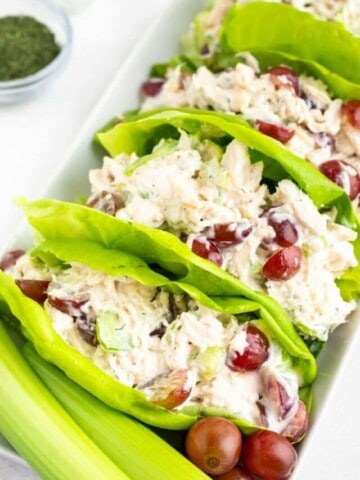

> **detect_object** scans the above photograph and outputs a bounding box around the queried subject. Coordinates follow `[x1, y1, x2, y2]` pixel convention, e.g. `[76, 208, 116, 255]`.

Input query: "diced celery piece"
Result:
[195, 346, 226, 379]
[96, 310, 132, 351]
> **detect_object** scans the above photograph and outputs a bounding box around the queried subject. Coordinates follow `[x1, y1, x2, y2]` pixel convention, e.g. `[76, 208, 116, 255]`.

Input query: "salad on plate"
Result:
[0, 1, 359, 479]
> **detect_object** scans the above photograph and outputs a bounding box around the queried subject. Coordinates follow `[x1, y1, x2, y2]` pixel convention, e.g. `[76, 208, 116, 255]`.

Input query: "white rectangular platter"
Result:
[1, 0, 359, 478]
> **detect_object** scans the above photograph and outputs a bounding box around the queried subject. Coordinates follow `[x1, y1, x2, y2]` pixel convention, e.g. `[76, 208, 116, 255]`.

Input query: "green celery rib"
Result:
[24, 342, 210, 480]
[0, 322, 130, 480]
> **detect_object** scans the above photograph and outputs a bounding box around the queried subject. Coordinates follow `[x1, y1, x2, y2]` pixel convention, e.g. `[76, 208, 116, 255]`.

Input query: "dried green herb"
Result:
[0, 16, 61, 81]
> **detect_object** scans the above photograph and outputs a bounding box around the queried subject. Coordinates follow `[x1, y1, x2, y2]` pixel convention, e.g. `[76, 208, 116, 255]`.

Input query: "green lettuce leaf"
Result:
[125, 138, 179, 175]
[0, 234, 315, 430]
[220, 3, 360, 88]
[95, 107, 357, 226]
[181, 8, 210, 64]
[337, 216, 360, 301]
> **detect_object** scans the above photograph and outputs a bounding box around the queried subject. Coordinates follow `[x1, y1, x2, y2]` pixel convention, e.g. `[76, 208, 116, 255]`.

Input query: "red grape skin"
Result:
[185, 417, 242, 476]
[48, 296, 88, 317]
[341, 100, 360, 129]
[214, 466, 254, 480]
[261, 373, 294, 421]
[141, 78, 164, 97]
[207, 222, 253, 248]
[281, 400, 309, 444]
[186, 223, 253, 266]
[150, 369, 191, 410]
[242, 430, 297, 480]
[268, 215, 298, 247]
[226, 324, 270, 372]
[319, 160, 360, 200]
[268, 66, 300, 96]
[15, 279, 49, 304]
[262, 246, 302, 281]
[76, 314, 98, 347]
[189, 236, 223, 267]
[0, 249, 25, 271]
[255, 120, 295, 144]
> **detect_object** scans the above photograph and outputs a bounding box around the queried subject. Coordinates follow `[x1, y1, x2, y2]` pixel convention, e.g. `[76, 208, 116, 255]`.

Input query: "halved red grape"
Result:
[341, 100, 360, 129]
[268, 214, 298, 247]
[255, 120, 295, 144]
[0, 249, 25, 271]
[189, 236, 223, 267]
[226, 324, 270, 372]
[214, 466, 253, 480]
[261, 372, 294, 420]
[48, 296, 89, 317]
[15, 279, 49, 304]
[86, 191, 118, 216]
[242, 430, 297, 480]
[207, 222, 253, 248]
[319, 160, 360, 200]
[185, 417, 242, 476]
[141, 78, 164, 97]
[281, 400, 309, 444]
[268, 66, 300, 96]
[76, 313, 98, 346]
[262, 246, 302, 281]
[148, 369, 191, 410]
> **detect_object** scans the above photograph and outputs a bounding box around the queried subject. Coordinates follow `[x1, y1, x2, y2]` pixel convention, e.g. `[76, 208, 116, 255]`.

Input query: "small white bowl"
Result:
[0, 0, 72, 103]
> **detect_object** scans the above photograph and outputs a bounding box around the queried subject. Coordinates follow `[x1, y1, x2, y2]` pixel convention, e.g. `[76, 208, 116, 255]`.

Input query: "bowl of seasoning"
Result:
[0, 0, 72, 103]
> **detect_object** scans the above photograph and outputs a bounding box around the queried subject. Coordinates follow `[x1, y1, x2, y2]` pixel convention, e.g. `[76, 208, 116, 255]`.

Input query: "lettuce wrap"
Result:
[96, 108, 357, 221]
[94, 109, 360, 340]
[177, 2, 360, 100]
[0, 236, 315, 434]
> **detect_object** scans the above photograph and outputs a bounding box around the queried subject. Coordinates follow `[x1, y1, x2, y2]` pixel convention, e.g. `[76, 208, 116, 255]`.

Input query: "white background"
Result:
[0, 0, 359, 478]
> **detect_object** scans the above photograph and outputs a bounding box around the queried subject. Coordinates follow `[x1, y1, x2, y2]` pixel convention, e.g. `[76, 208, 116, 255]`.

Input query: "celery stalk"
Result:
[0, 322, 130, 480]
[24, 343, 210, 480]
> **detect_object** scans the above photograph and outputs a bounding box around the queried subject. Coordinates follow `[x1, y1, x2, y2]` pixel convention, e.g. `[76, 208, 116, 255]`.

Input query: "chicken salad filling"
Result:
[88, 134, 357, 340]
[3, 252, 306, 434]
